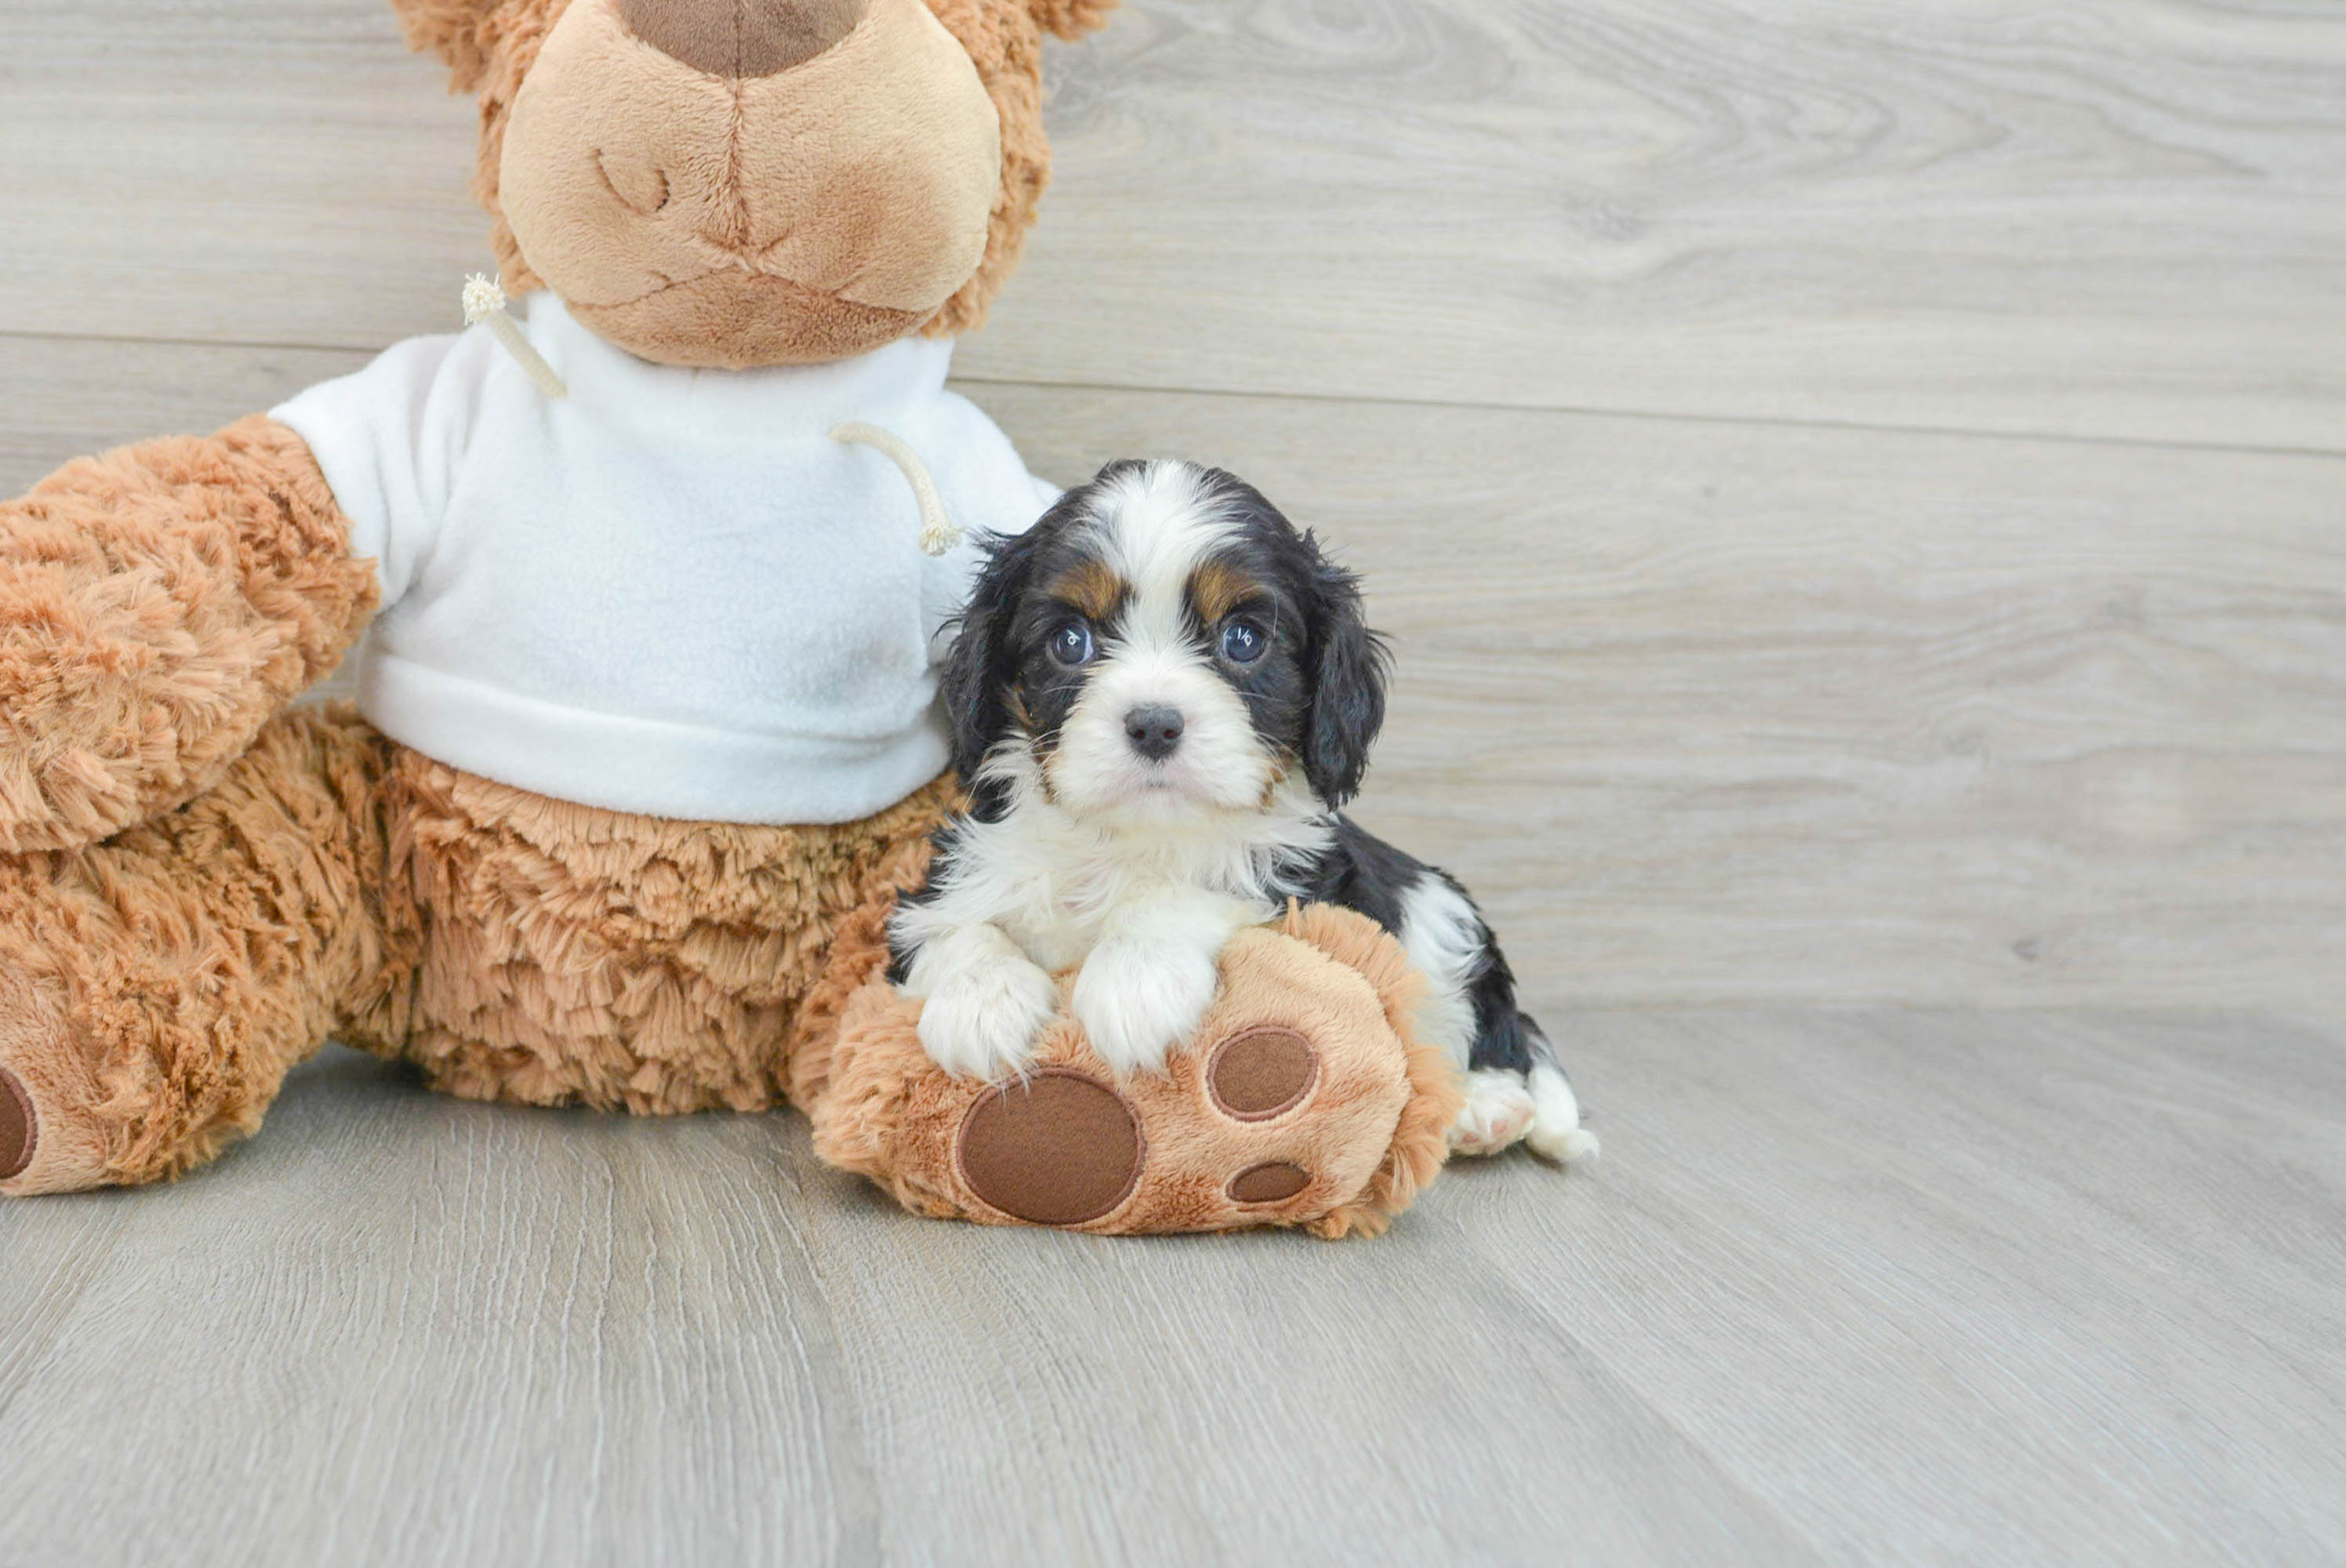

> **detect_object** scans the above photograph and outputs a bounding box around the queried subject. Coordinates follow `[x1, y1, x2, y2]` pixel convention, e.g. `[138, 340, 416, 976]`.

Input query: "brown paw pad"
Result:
[956, 1069, 1143, 1226]
[1206, 1025, 1319, 1121]
[0, 1066, 35, 1181]
[1228, 1160, 1311, 1204]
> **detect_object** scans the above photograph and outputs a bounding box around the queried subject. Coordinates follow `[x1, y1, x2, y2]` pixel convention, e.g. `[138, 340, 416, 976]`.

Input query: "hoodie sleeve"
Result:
[271, 327, 491, 610]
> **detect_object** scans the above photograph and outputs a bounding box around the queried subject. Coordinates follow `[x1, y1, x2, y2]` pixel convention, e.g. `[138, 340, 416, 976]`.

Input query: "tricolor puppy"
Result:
[889, 460, 1594, 1160]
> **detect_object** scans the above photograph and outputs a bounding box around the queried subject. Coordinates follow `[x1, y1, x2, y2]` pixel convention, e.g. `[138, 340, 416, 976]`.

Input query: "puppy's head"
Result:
[942, 460, 1389, 826]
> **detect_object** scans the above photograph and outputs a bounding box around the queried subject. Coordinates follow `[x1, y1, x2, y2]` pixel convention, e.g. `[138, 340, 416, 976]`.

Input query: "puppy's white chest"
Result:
[1017, 917, 1102, 977]
[1004, 858, 1263, 976]
[1003, 862, 1147, 973]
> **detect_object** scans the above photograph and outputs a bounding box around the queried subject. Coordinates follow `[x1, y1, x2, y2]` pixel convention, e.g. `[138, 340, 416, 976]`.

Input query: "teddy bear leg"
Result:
[0, 706, 401, 1196]
[370, 757, 951, 1116]
[802, 902, 1467, 1237]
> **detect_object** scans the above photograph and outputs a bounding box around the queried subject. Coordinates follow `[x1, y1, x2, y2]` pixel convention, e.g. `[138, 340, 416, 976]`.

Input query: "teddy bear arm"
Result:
[0, 415, 378, 853]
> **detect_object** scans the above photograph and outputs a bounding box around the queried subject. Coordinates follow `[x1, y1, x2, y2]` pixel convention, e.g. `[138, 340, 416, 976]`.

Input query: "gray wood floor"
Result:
[5, 0, 2345, 1563]
[1, 1014, 2341, 1565]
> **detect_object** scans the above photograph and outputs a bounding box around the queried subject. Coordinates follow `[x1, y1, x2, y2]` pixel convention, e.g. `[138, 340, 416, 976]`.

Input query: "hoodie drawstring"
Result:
[832, 421, 963, 557]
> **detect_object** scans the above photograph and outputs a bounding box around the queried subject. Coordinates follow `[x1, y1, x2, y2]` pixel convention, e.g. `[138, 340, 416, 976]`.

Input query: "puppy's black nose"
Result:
[1124, 706, 1185, 760]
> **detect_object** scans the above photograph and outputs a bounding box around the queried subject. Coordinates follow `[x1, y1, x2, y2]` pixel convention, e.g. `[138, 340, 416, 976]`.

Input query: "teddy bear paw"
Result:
[0, 971, 112, 1197]
[0, 1065, 35, 1185]
[955, 1068, 1144, 1227]
[811, 912, 1459, 1236]
[950, 1019, 1344, 1229]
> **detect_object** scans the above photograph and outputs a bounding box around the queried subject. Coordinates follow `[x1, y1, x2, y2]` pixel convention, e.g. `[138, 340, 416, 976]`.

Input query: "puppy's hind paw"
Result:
[1449, 1068, 1538, 1156]
[1524, 1062, 1599, 1165]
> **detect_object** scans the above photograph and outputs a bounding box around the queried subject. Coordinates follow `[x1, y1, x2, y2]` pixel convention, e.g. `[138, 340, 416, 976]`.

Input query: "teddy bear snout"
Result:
[498, 0, 1003, 368]
[615, 0, 869, 79]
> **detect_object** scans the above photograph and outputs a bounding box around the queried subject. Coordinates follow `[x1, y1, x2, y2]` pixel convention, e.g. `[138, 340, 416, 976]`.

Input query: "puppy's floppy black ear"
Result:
[1302, 538, 1389, 808]
[939, 522, 1048, 817]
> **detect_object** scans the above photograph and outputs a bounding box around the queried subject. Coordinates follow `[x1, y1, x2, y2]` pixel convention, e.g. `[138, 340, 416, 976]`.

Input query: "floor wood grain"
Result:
[2, 0, 2343, 449]
[5, 2, 2343, 1563]
[0, 1014, 2339, 1566]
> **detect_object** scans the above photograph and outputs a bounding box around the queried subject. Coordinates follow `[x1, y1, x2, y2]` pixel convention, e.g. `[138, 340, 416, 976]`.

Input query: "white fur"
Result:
[895, 748, 1331, 1076]
[898, 922, 1059, 1081]
[1087, 461, 1239, 649]
[1526, 1060, 1600, 1163]
[1396, 877, 1600, 1161]
[1396, 876, 1486, 1070]
[1451, 1069, 1538, 1156]
[1071, 889, 1259, 1073]
[1048, 642, 1273, 826]
[1048, 463, 1269, 829]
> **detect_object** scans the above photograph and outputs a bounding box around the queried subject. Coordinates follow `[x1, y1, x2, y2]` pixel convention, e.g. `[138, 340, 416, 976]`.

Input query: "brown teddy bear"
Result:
[0, 0, 1459, 1233]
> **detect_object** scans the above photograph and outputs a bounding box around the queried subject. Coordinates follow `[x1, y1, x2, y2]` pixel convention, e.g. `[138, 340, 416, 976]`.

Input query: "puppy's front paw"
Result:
[1072, 940, 1220, 1076]
[915, 956, 1058, 1081]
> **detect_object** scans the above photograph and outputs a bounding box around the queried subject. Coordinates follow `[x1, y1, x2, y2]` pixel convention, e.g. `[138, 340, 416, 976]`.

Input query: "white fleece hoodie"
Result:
[274, 292, 1057, 825]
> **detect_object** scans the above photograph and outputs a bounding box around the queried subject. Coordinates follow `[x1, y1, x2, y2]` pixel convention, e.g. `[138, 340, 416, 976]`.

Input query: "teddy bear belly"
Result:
[360, 740, 953, 1115]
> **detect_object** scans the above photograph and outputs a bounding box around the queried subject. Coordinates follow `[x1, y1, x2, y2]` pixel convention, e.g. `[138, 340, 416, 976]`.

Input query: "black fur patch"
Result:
[1286, 816, 1550, 1075]
[885, 819, 965, 984]
[935, 485, 1129, 821]
[1175, 470, 1390, 807]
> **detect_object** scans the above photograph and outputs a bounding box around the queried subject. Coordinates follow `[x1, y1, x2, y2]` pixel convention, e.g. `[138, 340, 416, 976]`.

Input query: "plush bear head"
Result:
[391, 0, 1114, 368]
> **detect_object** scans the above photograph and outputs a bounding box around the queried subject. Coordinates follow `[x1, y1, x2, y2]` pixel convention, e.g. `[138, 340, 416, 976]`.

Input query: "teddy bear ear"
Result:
[1028, 0, 1117, 41]
[387, 0, 516, 92]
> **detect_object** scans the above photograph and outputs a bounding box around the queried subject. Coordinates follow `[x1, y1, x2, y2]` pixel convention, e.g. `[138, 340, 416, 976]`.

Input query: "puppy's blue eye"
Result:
[1049, 622, 1096, 668]
[1219, 619, 1267, 664]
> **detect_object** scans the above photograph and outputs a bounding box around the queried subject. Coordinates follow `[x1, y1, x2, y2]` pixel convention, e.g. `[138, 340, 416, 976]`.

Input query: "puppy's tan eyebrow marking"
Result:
[1189, 557, 1268, 625]
[1048, 559, 1128, 621]
[1008, 689, 1034, 729]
